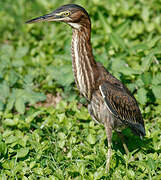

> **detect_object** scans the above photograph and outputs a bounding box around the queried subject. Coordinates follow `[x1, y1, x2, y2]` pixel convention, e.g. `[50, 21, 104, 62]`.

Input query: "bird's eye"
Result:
[63, 11, 70, 16]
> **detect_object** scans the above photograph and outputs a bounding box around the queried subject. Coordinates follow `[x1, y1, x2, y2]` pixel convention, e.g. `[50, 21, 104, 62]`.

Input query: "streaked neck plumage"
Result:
[71, 24, 96, 100]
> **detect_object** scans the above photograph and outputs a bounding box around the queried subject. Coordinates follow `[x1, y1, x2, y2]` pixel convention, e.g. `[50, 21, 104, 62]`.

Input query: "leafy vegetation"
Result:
[0, 0, 161, 179]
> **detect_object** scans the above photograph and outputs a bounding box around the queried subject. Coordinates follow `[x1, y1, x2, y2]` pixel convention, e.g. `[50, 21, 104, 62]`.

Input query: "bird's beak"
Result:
[26, 12, 60, 24]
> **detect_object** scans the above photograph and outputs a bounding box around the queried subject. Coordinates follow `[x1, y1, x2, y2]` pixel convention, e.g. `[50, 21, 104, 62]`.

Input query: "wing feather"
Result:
[99, 81, 145, 137]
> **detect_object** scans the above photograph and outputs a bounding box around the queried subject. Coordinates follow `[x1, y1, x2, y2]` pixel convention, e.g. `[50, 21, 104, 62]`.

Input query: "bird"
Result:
[26, 4, 146, 171]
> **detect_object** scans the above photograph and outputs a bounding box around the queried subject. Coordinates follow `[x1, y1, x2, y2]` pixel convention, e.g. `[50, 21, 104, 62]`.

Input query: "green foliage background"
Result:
[0, 0, 161, 179]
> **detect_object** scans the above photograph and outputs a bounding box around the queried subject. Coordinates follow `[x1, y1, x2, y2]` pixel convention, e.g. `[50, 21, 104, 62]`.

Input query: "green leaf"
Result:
[23, 74, 34, 87]
[110, 32, 127, 51]
[111, 58, 126, 71]
[141, 7, 150, 22]
[3, 118, 18, 126]
[8, 70, 19, 87]
[86, 134, 96, 144]
[141, 48, 161, 71]
[152, 73, 161, 85]
[0, 81, 10, 102]
[15, 46, 29, 59]
[76, 108, 90, 120]
[147, 35, 161, 48]
[25, 110, 43, 123]
[0, 44, 14, 58]
[137, 88, 147, 105]
[135, 79, 144, 88]
[94, 167, 105, 179]
[152, 85, 161, 99]
[130, 43, 148, 53]
[16, 89, 46, 105]
[2, 159, 14, 170]
[0, 100, 4, 110]
[98, 11, 112, 33]
[119, 66, 141, 75]
[132, 20, 144, 34]
[6, 94, 15, 111]
[111, 58, 140, 75]
[5, 135, 17, 144]
[12, 60, 25, 67]
[115, 20, 130, 36]
[147, 158, 156, 170]
[0, 140, 7, 157]
[15, 97, 25, 114]
[29, 92, 46, 104]
[141, 72, 152, 85]
[141, 54, 153, 72]
[48, 64, 74, 87]
[17, 148, 29, 158]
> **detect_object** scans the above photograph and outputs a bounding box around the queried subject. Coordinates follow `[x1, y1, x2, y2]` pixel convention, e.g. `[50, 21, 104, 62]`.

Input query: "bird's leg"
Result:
[117, 132, 129, 155]
[104, 119, 112, 172]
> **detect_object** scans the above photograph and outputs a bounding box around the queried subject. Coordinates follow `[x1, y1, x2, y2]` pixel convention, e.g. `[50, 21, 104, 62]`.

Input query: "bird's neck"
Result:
[71, 27, 96, 100]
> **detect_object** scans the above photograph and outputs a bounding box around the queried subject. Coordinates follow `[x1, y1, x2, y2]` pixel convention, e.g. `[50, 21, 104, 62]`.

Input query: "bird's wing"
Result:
[99, 81, 145, 136]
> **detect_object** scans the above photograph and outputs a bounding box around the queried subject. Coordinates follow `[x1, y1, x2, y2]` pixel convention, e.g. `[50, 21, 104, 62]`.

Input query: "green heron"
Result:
[26, 4, 146, 171]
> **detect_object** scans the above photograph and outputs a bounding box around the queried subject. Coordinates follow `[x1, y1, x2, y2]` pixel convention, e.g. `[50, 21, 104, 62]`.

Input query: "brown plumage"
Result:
[26, 4, 145, 171]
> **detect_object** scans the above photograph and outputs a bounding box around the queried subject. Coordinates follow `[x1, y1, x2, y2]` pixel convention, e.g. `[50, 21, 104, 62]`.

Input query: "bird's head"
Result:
[26, 4, 90, 30]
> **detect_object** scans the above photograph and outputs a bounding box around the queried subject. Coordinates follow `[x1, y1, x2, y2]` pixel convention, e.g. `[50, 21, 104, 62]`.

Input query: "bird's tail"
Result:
[129, 123, 146, 139]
